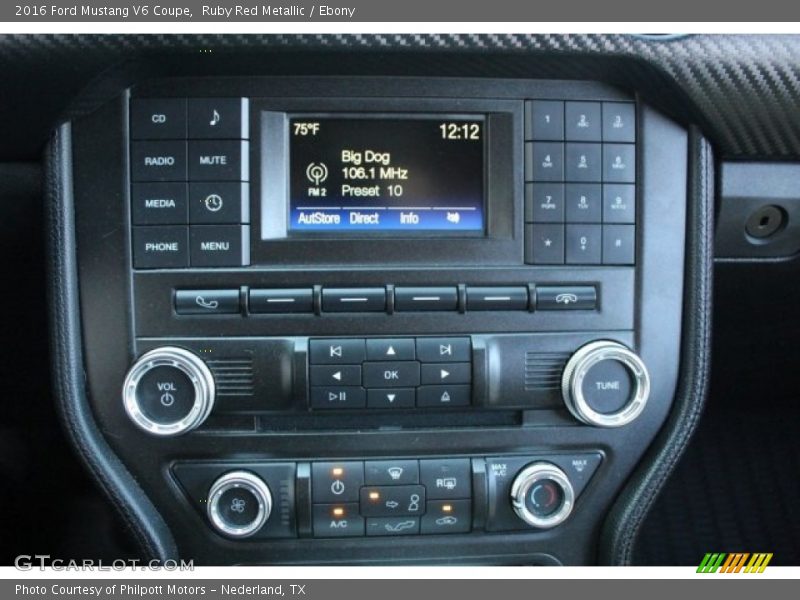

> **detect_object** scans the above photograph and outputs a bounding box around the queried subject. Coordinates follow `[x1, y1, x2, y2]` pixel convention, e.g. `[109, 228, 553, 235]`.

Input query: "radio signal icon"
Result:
[306, 162, 329, 185]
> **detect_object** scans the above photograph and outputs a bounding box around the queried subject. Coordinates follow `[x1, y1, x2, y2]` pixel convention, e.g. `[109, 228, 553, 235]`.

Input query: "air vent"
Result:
[524, 352, 569, 391]
[207, 358, 255, 397]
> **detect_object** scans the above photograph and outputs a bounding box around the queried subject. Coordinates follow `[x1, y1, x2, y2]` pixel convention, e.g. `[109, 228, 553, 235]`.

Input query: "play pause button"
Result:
[311, 387, 366, 409]
[367, 388, 416, 409]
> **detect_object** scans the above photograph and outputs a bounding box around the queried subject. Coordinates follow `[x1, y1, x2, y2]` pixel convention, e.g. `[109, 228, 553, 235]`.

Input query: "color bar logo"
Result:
[697, 553, 773, 573]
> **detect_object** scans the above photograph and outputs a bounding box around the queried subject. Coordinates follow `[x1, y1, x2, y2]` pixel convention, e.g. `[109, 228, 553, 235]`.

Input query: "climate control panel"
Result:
[172, 454, 602, 541]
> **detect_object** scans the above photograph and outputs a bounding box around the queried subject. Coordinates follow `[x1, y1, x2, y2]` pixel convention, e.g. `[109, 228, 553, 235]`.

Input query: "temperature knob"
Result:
[121, 346, 215, 436]
[561, 340, 650, 428]
[207, 471, 273, 538]
[510, 462, 575, 529]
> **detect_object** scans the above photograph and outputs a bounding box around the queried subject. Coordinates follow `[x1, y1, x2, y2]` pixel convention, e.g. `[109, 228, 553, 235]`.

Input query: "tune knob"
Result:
[510, 462, 574, 529]
[561, 340, 650, 428]
[122, 346, 215, 436]
[207, 471, 272, 538]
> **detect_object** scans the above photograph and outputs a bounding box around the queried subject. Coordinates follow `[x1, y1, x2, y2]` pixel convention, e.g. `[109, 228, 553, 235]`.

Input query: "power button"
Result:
[311, 461, 364, 503]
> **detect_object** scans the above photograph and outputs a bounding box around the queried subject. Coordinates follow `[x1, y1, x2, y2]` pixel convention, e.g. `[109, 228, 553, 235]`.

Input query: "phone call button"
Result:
[175, 289, 241, 315]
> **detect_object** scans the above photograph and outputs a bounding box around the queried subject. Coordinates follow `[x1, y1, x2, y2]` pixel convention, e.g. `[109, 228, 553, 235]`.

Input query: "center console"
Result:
[57, 75, 690, 565]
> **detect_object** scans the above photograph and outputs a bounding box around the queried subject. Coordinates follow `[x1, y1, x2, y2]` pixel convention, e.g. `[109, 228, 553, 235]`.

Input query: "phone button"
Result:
[536, 286, 597, 311]
[175, 289, 241, 315]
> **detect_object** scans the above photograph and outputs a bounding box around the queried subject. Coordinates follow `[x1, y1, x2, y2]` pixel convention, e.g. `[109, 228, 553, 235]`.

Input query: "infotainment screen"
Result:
[287, 116, 485, 234]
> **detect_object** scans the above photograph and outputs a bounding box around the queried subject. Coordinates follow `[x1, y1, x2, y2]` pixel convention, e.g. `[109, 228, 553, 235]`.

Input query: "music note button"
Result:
[188, 98, 249, 140]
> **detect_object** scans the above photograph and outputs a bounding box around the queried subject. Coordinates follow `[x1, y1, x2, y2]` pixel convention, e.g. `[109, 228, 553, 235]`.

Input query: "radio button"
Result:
[365, 460, 419, 485]
[466, 286, 528, 311]
[131, 140, 187, 182]
[565, 143, 602, 182]
[417, 385, 471, 408]
[310, 386, 366, 410]
[249, 288, 313, 314]
[322, 288, 386, 313]
[565, 224, 602, 264]
[367, 388, 415, 409]
[526, 224, 565, 265]
[313, 503, 364, 537]
[130, 98, 187, 140]
[189, 182, 249, 224]
[132, 183, 188, 225]
[421, 499, 472, 535]
[309, 339, 366, 364]
[188, 140, 249, 182]
[310, 365, 362, 387]
[175, 289, 240, 315]
[420, 459, 471, 500]
[420, 362, 471, 385]
[312, 462, 364, 503]
[536, 286, 597, 311]
[565, 101, 602, 142]
[526, 142, 564, 182]
[189, 225, 248, 267]
[188, 98, 248, 140]
[366, 338, 415, 361]
[415, 337, 471, 363]
[132, 226, 188, 269]
[366, 517, 420, 537]
[363, 361, 421, 388]
[565, 184, 602, 223]
[394, 287, 458, 311]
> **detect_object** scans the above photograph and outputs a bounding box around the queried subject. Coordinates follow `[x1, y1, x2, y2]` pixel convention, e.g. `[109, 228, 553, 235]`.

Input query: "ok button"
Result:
[363, 361, 421, 388]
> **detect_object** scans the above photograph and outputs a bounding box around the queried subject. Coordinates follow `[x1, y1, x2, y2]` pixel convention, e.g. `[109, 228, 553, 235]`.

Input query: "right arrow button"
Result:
[421, 362, 471, 385]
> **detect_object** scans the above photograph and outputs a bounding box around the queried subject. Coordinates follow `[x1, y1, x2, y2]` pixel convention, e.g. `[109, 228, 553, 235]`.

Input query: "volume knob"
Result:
[562, 340, 650, 428]
[122, 346, 215, 436]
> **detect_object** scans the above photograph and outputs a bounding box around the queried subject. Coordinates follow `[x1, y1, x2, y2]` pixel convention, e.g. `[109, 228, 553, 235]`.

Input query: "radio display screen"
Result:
[287, 116, 485, 234]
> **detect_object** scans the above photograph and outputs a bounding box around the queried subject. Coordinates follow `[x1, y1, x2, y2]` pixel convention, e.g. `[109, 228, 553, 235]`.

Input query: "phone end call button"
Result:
[535, 286, 597, 311]
[175, 289, 241, 315]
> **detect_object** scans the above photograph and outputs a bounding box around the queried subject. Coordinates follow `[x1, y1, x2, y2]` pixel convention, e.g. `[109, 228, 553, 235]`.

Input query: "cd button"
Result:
[312, 462, 364, 503]
[415, 337, 471, 363]
[394, 287, 458, 311]
[130, 98, 187, 140]
[416, 385, 471, 408]
[322, 288, 386, 313]
[420, 362, 471, 385]
[366, 338, 415, 361]
[362, 362, 421, 388]
[174, 289, 240, 315]
[309, 339, 366, 364]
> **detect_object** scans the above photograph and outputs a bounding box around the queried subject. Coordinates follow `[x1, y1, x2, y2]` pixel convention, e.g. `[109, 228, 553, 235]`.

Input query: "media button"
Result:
[189, 225, 249, 267]
[312, 503, 364, 537]
[416, 385, 471, 408]
[309, 339, 366, 364]
[394, 287, 458, 311]
[131, 140, 187, 182]
[189, 182, 249, 224]
[188, 140, 249, 182]
[366, 338, 415, 361]
[132, 226, 188, 269]
[416, 337, 471, 363]
[130, 98, 187, 140]
[366, 388, 416, 409]
[131, 182, 188, 225]
[175, 289, 240, 315]
[312, 462, 364, 503]
[362, 362, 421, 388]
[421, 499, 472, 534]
[310, 387, 366, 410]
[419, 459, 471, 500]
